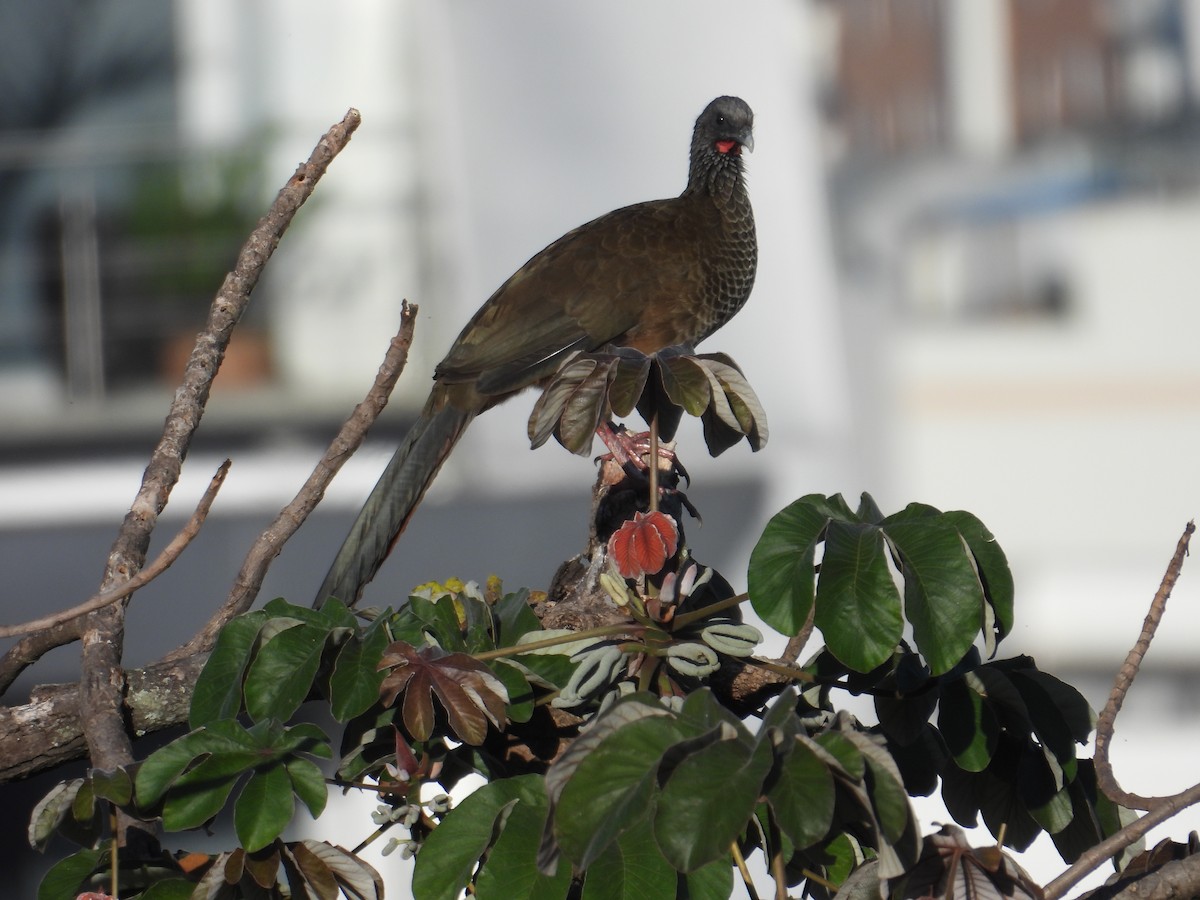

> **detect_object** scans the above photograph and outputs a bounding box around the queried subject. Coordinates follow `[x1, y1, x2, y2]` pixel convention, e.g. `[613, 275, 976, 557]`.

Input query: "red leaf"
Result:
[607, 511, 679, 579]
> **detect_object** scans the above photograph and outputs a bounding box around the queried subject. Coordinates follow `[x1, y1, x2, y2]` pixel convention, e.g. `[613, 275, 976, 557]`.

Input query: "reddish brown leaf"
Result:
[378, 641, 509, 745]
[607, 511, 680, 579]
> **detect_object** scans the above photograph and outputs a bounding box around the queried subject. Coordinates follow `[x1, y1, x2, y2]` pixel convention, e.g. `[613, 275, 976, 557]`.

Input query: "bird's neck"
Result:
[684, 153, 748, 217]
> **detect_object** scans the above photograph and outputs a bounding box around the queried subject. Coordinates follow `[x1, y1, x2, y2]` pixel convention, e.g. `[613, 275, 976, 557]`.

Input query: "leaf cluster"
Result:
[32, 494, 1143, 899]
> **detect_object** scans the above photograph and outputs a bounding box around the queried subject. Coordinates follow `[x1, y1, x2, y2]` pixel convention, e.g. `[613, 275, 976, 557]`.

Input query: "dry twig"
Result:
[1043, 521, 1198, 900]
[0, 461, 230, 643]
[75, 109, 362, 790]
[169, 303, 419, 660]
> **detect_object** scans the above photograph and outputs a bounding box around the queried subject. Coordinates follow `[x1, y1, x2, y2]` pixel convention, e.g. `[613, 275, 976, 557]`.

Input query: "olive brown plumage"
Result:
[317, 96, 757, 605]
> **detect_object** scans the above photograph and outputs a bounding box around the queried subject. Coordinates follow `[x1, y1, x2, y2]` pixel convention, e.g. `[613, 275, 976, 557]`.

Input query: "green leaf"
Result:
[329, 621, 389, 721]
[815, 520, 903, 672]
[883, 517, 984, 675]
[554, 715, 684, 869]
[490, 659, 536, 724]
[161, 754, 245, 831]
[1028, 785, 1074, 835]
[136, 720, 258, 806]
[769, 735, 836, 850]
[409, 594, 468, 652]
[658, 355, 712, 416]
[583, 817, 676, 899]
[492, 588, 541, 648]
[1010, 669, 1095, 754]
[139, 880, 201, 899]
[189, 609, 268, 728]
[286, 757, 329, 819]
[942, 510, 1015, 643]
[685, 856, 735, 900]
[37, 845, 106, 900]
[655, 721, 774, 872]
[938, 673, 999, 772]
[747, 495, 832, 635]
[413, 774, 548, 900]
[473, 781, 570, 900]
[235, 765, 293, 852]
[608, 353, 651, 418]
[90, 766, 133, 806]
[244, 622, 328, 722]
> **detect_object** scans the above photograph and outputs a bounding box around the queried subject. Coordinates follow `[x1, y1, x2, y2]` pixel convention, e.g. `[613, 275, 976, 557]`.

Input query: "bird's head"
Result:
[695, 95, 754, 159]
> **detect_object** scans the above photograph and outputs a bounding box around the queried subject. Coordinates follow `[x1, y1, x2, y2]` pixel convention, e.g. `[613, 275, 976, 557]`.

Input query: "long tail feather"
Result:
[316, 391, 476, 605]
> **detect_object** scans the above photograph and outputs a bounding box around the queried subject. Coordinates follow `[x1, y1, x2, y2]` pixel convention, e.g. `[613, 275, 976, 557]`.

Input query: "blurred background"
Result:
[3, 0, 1200, 894]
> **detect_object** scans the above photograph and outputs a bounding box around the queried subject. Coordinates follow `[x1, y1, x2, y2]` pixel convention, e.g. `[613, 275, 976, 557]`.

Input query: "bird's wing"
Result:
[434, 200, 704, 397]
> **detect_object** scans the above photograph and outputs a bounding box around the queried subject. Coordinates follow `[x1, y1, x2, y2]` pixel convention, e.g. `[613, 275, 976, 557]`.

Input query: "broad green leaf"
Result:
[938, 673, 999, 772]
[655, 722, 774, 872]
[286, 757, 329, 819]
[583, 817, 675, 899]
[769, 736, 836, 850]
[821, 833, 866, 889]
[90, 766, 132, 806]
[1010, 669, 1095, 750]
[554, 716, 684, 868]
[136, 720, 258, 805]
[37, 845, 106, 900]
[659, 355, 712, 416]
[815, 521, 903, 672]
[474, 781, 570, 900]
[1028, 785, 1074, 835]
[490, 659, 536, 724]
[329, 621, 389, 721]
[853, 492, 884, 524]
[492, 588, 540, 648]
[244, 622, 327, 722]
[813, 732, 865, 781]
[413, 774, 545, 900]
[235, 764, 294, 851]
[608, 353, 651, 418]
[942, 510, 1014, 642]
[162, 754, 244, 830]
[543, 695, 670, 805]
[189, 609, 268, 728]
[409, 594, 467, 652]
[748, 495, 832, 635]
[139, 880, 199, 899]
[685, 856, 735, 900]
[854, 742, 915, 847]
[883, 518, 984, 675]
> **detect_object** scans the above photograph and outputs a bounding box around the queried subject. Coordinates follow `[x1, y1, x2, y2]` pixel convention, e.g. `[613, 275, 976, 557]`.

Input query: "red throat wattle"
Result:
[715, 139, 738, 155]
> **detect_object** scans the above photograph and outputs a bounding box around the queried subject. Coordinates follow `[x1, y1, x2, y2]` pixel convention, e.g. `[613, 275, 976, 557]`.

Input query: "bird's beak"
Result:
[739, 129, 755, 153]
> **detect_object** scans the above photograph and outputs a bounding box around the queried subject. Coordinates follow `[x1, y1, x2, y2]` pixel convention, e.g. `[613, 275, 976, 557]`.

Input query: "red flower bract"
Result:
[607, 510, 680, 579]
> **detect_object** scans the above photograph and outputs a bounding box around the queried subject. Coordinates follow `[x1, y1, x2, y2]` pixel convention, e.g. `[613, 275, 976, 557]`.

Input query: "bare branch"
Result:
[1043, 521, 1199, 900]
[1095, 520, 1195, 810]
[1044, 781, 1200, 900]
[780, 600, 817, 665]
[0, 461, 230, 642]
[77, 109, 362, 786]
[0, 652, 207, 783]
[168, 303, 419, 660]
[0, 620, 82, 698]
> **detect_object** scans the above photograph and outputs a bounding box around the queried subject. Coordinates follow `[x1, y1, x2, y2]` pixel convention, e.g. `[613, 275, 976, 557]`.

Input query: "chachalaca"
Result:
[317, 95, 757, 605]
